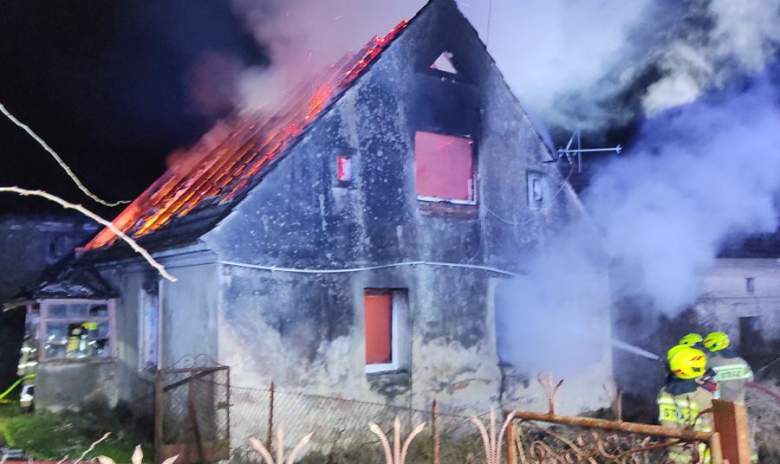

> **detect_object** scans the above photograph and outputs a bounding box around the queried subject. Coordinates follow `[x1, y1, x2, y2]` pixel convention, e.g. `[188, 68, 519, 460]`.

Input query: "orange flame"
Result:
[85, 19, 409, 251]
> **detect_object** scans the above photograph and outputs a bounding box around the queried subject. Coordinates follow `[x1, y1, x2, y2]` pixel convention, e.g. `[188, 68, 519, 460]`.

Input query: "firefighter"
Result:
[679, 333, 705, 350]
[66, 326, 83, 358]
[17, 335, 37, 412]
[658, 346, 713, 463]
[702, 332, 753, 404]
[703, 331, 757, 462]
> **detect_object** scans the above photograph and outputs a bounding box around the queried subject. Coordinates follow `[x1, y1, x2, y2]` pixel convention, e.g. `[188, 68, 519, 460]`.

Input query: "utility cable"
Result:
[221, 259, 523, 277]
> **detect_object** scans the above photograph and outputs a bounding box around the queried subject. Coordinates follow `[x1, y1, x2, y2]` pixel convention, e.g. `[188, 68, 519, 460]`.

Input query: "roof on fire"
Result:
[81, 9, 420, 259]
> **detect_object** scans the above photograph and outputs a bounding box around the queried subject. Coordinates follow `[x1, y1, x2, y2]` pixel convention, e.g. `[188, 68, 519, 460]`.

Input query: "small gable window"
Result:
[337, 155, 353, 183]
[527, 171, 547, 210]
[430, 51, 458, 74]
[415, 131, 476, 204]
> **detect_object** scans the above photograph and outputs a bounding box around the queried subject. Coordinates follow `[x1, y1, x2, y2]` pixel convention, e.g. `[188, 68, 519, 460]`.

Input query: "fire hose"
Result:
[747, 381, 780, 401]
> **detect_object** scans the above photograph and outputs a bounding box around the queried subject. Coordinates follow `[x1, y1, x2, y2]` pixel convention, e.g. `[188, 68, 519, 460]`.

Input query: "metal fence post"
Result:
[155, 370, 163, 464]
[267, 381, 275, 452]
[432, 400, 440, 464]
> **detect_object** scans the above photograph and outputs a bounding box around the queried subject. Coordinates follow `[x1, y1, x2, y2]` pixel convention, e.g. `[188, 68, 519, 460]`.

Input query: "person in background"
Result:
[679, 333, 705, 350]
[658, 346, 713, 463]
[703, 331, 756, 462]
[703, 332, 754, 404]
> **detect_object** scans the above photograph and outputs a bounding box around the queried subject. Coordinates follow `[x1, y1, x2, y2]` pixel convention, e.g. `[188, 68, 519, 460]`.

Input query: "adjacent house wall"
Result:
[0, 215, 98, 390]
[695, 258, 780, 345]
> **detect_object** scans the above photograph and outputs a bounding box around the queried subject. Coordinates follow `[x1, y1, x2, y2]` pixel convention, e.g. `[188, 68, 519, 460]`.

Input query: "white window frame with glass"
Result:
[138, 288, 160, 374]
[37, 299, 116, 361]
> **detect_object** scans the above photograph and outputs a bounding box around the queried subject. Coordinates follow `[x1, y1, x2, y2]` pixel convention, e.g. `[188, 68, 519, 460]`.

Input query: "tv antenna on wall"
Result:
[549, 130, 622, 173]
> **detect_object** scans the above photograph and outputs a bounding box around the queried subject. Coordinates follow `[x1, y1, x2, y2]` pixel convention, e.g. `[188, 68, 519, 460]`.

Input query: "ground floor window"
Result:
[364, 289, 408, 373]
[37, 300, 115, 360]
[139, 288, 159, 373]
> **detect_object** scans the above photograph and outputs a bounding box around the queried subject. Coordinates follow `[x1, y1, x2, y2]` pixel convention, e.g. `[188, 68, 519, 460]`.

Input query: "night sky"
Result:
[0, 1, 268, 216]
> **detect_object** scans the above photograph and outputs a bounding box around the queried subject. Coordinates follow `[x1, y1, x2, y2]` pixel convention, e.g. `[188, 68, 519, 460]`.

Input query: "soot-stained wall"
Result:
[203, 0, 611, 436]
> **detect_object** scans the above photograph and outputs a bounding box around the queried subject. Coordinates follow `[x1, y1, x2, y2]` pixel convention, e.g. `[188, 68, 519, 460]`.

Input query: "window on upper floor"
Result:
[414, 131, 476, 205]
[527, 171, 548, 211]
[430, 51, 458, 75]
[745, 277, 755, 294]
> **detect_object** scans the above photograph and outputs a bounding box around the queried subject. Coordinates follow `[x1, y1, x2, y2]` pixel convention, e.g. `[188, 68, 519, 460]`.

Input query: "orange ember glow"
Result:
[85, 19, 410, 251]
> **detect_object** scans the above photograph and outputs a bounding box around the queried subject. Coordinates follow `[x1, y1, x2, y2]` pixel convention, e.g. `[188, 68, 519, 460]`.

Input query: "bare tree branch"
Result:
[0, 186, 176, 282]
[0, 103, 130, 207]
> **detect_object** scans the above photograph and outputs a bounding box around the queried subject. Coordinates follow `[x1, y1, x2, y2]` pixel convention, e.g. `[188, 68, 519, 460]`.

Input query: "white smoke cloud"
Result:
[227, 0, 780, 131]
[591, 78, 780, 311]
[484, 0, 655, 133]
[230, 0, 425, 112]
[642, 0, 780, 116]
[498, 77, 780, 376]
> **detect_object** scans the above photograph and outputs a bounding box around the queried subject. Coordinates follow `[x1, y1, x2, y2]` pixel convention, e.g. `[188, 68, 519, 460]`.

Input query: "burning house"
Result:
[13, 0, 612, 449]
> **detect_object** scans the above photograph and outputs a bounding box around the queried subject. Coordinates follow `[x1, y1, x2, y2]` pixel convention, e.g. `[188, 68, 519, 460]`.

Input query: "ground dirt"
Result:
[748, 381, 780, 464]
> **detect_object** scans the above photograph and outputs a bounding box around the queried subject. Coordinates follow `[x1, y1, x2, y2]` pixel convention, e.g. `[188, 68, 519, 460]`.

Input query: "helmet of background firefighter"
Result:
[669, 347, 707, 380]
[679, 333, 703, 347]
[703, 332, 731, 353]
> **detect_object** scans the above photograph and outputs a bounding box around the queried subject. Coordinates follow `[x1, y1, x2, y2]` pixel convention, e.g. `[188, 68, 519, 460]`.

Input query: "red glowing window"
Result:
[364, 291, 393, 366]
[415, 131, 475, 203]
[337, 155, 353, 182]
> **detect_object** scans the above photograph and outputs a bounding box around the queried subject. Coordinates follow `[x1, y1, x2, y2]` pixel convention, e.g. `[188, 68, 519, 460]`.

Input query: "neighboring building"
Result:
[0, 215, 98, 390]
[14, 0, 612, 451]
[696, 235, 780, 347]
[0, 214, 99, 301]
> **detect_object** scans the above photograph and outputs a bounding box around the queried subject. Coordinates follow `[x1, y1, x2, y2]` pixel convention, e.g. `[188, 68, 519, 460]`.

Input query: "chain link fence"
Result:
[226, 384, 493, 464]
[156, 366, 230, 463]
[156, 371, 718, 463]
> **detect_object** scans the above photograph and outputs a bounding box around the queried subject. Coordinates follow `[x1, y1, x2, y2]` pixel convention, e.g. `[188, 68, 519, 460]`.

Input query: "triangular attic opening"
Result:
[430, 51, 458, 74]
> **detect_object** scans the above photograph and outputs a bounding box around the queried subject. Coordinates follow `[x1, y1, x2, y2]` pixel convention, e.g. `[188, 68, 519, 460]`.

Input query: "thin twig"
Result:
[73, 432, 111, 464]
[0, 103, 130, 207]
[0, 187, 176, 282]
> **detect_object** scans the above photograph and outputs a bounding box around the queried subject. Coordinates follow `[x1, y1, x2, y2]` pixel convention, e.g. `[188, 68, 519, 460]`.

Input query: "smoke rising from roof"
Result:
[498, 73, 780, 377]
[225, 0, 780, 377]
[230, 0, 425, 113]
[229, 0, 780, 139]
[487, 0, 780, 138]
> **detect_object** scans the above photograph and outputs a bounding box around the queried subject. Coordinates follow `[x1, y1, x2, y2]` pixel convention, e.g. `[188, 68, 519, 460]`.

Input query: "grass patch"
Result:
[0, 403, 152, 462]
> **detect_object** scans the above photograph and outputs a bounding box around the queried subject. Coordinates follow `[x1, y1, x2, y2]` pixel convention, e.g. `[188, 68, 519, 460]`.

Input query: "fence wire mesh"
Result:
[157, 366, 230, 463]
[157, 374, 712, 464]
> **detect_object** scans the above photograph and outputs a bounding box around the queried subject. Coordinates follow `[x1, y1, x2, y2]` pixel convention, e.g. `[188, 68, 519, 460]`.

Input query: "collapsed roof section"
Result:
[84, 19, 410, 253]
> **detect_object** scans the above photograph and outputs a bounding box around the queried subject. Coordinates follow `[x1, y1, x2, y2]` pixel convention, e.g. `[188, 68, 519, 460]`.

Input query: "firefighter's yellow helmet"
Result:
[669, 347, 707, 380]
[666, 344, 688, 362]
[703, 332, 730, 352]
[679, 333, 703, 347]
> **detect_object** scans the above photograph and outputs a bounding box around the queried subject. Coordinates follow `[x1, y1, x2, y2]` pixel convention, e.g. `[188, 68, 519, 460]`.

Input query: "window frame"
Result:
[138, 287, 160, 375]
[414, 131, 478, 206]
[745, 277, 755, 294]
[363, 289, 402, 374]
[37, 298, 117, 362]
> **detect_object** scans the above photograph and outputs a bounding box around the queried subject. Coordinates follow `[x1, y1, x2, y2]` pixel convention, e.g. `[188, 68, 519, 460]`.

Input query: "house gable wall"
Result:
[202, 0, 611, 424]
